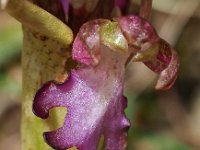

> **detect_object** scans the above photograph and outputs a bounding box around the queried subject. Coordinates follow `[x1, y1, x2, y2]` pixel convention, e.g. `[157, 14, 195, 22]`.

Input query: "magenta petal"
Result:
[33, 20, 130, 149]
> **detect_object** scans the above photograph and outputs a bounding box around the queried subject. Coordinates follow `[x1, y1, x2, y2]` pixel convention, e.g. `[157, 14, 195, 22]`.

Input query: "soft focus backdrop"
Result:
[0, 0, 200, 149]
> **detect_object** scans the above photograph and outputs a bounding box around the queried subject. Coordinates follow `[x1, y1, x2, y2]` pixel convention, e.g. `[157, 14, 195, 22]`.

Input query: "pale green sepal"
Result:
[100, 21, 128, 53]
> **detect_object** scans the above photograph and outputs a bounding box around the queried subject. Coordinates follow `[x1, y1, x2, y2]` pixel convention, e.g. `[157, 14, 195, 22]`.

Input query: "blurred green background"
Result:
[0, 0, 200, 149]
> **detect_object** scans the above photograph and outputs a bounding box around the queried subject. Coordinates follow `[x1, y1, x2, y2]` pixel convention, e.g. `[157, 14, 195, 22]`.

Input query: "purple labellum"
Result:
[33, 19, 130, 150]
[34, 67, 130, 150]
[33, 15, 180, 149]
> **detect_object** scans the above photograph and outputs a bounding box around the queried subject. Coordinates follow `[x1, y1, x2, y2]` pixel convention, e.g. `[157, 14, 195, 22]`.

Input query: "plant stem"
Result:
[21, 16, 71, 150]
[22, 27, 71, 150]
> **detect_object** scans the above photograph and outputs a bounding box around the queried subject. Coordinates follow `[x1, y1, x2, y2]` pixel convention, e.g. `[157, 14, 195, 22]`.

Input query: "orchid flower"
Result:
[33, 14, 179, 149]
[1, 0, 179, 149]
[3, 0, 179, 149]
[2, 0, 181, 150]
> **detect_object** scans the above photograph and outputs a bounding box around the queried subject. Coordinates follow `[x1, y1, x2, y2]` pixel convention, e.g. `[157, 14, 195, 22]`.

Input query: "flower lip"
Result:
[32, 14, 179, 149]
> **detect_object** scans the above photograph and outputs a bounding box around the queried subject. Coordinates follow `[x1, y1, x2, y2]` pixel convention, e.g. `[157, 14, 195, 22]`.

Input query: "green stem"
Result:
[22, 26, 70, 150]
